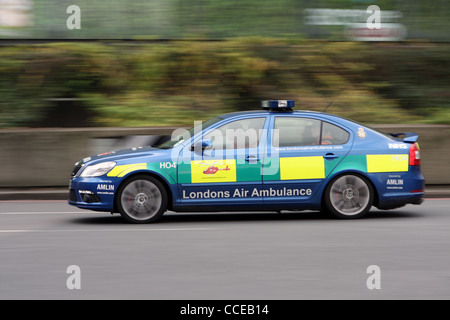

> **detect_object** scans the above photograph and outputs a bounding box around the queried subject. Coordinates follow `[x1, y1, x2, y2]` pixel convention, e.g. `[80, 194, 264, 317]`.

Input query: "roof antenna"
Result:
[322, 91, 339, 113]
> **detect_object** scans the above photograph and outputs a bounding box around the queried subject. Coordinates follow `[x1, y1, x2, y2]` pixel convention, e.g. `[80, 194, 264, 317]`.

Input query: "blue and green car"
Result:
[69, 100, 424, 223]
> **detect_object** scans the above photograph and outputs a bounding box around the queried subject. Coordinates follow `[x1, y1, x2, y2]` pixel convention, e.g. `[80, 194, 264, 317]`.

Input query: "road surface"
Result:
[0, 199, 449, 300]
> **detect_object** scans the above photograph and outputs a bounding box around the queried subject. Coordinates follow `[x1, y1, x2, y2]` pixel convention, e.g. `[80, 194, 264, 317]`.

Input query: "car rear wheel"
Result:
[324, 174, 373, 219]
[117, 175, 167, 223]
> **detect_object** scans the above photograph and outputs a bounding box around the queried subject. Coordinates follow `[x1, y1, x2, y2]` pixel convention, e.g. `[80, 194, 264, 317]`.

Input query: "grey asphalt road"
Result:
[0, 199, 449, 300]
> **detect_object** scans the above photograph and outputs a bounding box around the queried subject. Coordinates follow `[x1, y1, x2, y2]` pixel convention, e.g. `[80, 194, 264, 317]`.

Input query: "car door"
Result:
[262, 115, 353, 204]
[176, 115, 269, 206]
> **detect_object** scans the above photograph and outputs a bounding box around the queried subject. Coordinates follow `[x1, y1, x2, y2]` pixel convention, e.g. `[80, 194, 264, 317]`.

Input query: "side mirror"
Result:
[191, 139, 213, 151]
[201, 139, 213, 150]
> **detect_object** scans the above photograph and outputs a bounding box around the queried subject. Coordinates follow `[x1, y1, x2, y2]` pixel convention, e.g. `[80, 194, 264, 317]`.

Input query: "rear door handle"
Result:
[324, 153, 339, 160]
[246, 155, 260, 162]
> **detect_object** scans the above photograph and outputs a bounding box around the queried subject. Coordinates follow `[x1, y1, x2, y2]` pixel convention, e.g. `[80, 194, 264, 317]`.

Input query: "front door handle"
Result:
[324, 153, 339, 160]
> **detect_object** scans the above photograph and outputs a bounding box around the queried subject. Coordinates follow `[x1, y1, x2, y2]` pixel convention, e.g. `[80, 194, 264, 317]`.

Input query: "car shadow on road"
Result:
[365, 210, 424, 219]
[70, 209, 424, 225]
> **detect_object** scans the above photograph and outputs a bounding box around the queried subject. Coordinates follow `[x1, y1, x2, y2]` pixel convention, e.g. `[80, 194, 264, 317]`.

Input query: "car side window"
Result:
[273, 117, 350, 147]
[273, 117, 321, 147]
[321, 122, 349, 145]
[204, 117, 266, 150]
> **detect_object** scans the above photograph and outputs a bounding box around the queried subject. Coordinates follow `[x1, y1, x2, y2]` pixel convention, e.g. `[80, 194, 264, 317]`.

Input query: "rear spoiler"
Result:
[388, 132, 419, 143]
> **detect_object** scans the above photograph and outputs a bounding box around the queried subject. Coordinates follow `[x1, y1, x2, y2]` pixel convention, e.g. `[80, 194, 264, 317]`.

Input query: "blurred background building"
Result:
[0, 0, 449, 41]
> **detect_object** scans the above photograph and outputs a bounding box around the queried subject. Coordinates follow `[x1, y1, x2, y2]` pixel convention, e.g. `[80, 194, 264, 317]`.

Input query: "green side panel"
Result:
[236, 161, 262, 182]
[177, 162, 191, 184]
[147, 162, 177, 184]
[324, 158, 341, 177]
[262, 157, 281, 181]
[332, 155, 367, 174]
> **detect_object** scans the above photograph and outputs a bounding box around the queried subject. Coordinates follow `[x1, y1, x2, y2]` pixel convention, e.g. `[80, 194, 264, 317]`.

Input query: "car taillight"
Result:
[409, 143, 421, 166]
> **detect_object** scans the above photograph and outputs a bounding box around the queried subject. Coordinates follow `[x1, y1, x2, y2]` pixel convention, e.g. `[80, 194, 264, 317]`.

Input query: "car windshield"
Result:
[155, 116, 224, 149]
[338, 116, 393, 139]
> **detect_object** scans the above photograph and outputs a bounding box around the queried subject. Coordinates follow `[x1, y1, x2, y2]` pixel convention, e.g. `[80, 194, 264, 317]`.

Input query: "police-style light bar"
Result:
[262, 100, 295, 110]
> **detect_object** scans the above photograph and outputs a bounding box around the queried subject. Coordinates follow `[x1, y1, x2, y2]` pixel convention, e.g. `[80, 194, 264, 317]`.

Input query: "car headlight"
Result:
[80, 161, 116, 177]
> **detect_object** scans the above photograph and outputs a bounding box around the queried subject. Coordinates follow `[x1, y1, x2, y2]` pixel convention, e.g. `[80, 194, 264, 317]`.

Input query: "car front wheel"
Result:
[324, 174, 374, 219]
[116, 175, 167, 223]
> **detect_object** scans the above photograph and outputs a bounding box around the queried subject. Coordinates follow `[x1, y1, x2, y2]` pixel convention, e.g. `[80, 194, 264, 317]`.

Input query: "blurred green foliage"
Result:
[0, 40, 449, 128]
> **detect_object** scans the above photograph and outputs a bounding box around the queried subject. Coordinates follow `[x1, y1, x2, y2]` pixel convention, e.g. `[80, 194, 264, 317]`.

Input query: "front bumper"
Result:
[68, 177, 118, 212]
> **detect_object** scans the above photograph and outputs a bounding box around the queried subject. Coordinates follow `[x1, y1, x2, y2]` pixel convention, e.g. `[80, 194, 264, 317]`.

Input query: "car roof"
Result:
[219, 109, 344, 121]
[218, 109, 375, 133]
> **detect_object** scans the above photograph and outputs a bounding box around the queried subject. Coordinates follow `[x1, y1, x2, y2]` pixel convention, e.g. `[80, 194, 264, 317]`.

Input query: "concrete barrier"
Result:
[0, 127, 178, 188]
[0, 125, 448, 187]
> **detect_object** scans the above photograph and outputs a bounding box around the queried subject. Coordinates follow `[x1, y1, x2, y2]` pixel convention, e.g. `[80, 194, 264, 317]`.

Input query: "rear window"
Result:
[340, 117, 392, 139]
[273, 117, 349, 147]
[321, 121, 349, 145]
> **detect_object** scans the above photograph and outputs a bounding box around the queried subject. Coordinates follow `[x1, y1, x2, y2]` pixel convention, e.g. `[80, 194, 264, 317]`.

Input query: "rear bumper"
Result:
[376, 192, 424, 209]
[373, 165, 425, 209]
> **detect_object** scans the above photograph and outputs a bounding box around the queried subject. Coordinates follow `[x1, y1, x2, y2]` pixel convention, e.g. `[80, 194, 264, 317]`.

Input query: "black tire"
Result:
[116, 175, 168, 223]
[323, 174, 374, 219]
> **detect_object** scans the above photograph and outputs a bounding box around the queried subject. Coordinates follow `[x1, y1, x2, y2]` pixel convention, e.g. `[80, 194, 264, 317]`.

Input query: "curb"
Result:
[0, 189, 69, 201]
[422, 188, 450, 199]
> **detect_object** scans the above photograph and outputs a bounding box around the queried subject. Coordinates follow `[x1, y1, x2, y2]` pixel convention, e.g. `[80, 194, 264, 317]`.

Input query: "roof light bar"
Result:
[262, 100, 295, 110]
